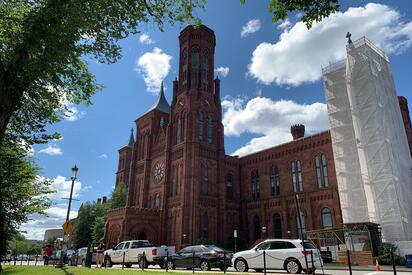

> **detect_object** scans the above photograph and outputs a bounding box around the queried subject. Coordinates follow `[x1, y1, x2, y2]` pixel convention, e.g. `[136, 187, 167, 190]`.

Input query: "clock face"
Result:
[154, 162, 165, 182]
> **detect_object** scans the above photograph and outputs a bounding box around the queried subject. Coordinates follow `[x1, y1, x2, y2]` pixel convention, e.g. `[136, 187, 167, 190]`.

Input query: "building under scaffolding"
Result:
[322, 37, 412, 246]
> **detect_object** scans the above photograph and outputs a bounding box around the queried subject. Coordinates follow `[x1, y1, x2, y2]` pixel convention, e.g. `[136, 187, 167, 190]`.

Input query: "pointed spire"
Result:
[145, 81, 171, 114]
[128, 128, 135, 147]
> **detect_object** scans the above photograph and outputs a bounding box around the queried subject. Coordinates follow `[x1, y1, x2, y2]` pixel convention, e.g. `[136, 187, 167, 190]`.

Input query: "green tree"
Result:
[241, 0, 340, 28]
[72, 203, 94, 249]
[110, 184, 128, 209]
[0, 137, 52, 272]
[0, 0, 205, 144]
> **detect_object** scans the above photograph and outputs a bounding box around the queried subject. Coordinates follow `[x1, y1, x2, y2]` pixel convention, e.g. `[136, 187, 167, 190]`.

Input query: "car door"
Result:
[174, 247, 192, 268]
[249, 241, 270, 268]
[112, 242, 125, 263]
[122, 242, 131, 263]
[266, 241, 288, 269]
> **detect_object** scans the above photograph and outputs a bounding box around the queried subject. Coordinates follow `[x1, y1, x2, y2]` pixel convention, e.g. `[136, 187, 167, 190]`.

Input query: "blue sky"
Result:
[22, 0, 412, 239]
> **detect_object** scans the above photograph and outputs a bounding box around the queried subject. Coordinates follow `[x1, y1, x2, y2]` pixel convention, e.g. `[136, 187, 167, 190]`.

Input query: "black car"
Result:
[164, 245, 232, 271]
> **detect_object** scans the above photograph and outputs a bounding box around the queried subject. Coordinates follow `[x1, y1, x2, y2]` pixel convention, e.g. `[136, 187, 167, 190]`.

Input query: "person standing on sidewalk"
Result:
[43, 245, 52, 266]
[95, 243, 105, 268]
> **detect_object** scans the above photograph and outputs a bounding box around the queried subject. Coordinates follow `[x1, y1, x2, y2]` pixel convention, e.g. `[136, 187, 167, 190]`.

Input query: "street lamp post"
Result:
[56, 165, 78, 268]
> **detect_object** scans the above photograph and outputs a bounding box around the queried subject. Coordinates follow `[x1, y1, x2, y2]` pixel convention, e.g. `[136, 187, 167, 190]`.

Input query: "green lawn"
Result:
[1, 266, 223, 275]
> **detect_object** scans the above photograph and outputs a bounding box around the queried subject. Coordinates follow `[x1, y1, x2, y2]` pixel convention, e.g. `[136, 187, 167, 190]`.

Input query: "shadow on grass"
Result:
[61, 267, 74, 275]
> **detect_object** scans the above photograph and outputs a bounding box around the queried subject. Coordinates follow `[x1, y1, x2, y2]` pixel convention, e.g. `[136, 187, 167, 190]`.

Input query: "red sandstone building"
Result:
[102, 25, 412, 249]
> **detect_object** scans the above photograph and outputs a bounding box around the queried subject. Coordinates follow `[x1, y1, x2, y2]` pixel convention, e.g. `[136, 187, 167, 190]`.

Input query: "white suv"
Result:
[232, 239, 322, 274]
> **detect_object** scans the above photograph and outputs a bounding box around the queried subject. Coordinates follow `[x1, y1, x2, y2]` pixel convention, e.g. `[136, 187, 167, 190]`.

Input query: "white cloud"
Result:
[136, 47, 172, 94]
[222, 96, 328, 156]
[277, 18, 292, 30]
[241, 18, 261, 37]
[47, 175, 83, 200]
[38, 144, 63, 156]
[59, 93, 86, 121]
[248, 3, 412, 86]
[214, 66, 230, 78]
[99, 153, 108, 159]
[139, 32, 154, 44]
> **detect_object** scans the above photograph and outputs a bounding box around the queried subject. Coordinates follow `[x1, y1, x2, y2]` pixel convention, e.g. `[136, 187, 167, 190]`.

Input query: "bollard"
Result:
[13, 255, 16, 266]
[263, 250, 267, 275]
[122, 252, 125, 270]
[20, 255, 23, 266]
[35, 254, 38, 266]
[166, 251, 169, 272]
[310, 250, 315, 275]
[391, 250, 397, 275]
[28, 255, 30, 265]
[192, 251, 195, 274]
[75, 253, 78, 266]
[141, 252, 146, 271]
[223, 251, 226, 274]
[347, 250, 352, 275]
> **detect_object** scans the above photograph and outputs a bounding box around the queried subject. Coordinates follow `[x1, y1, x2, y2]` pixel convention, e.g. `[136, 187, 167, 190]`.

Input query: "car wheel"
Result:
[235, 258, 249, 272]
[255, 268, 263, 272]
[165, 260, 175, 270]
[104, 257, 112, 268]
[200, 260, 210, 271]
[285, 259, 302, 274]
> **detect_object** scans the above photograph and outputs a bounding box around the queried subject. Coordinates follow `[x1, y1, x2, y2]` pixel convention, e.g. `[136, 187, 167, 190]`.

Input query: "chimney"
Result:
[102, 196, 107, 204]
[97, 198, 102, 204]
[291, 124, 305, 140]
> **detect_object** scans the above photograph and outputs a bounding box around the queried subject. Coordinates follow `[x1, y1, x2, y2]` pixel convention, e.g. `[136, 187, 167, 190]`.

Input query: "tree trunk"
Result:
[0, 74, 15, 144]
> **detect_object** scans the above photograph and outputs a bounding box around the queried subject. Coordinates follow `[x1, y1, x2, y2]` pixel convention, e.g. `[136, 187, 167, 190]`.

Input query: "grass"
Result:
[1, 266, 223, 275]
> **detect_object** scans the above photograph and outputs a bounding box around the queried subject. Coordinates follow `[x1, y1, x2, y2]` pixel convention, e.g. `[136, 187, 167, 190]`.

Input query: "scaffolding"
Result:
[323, 37, 412, 242]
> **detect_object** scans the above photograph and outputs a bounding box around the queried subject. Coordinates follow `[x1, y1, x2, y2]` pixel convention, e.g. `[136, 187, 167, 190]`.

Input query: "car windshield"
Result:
[301, 242, 317, 249]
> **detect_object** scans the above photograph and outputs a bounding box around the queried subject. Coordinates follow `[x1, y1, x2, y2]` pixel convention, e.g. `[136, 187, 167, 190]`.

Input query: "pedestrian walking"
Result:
[43, 245, 52, 266]
[96, 242, 105, 268]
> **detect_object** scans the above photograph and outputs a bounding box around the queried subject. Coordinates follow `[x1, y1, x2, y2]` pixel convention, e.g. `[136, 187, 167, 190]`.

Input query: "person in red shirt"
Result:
[43, 245, 52, 265]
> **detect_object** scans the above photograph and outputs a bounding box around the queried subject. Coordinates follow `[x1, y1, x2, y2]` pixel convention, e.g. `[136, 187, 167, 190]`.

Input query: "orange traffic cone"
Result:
[375, 258, 381, 272]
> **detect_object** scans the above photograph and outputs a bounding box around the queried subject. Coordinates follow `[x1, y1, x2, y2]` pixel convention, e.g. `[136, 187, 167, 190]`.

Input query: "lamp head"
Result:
[71, 165, 79, 179]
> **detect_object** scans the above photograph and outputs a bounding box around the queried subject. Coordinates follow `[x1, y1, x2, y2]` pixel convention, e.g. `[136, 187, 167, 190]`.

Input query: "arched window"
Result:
[176, 117, 182, 144]
[155, 193, 160, 208]
[203, 52, 209, 89]
[202, 163, 208, 194]
[226, 174, 234, 200]
[191, 48, 200, 88]
[201, 213, 208, 238]
[253, 215, 261, 241]
[207, 116, 214, 144]
[291, 160, 303, 192]
[273, 213, 282, 238]
[322, 208, 333, 229]
[199, 112, 205, 141]
[315, 154, 329, 188]
[296, 212, 307, 239]
[251, 170, 260, 200]
[270, 166, 280, 196]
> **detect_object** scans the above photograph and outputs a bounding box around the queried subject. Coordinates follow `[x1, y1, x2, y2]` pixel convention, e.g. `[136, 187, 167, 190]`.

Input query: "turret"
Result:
[291, 124, 305, 140]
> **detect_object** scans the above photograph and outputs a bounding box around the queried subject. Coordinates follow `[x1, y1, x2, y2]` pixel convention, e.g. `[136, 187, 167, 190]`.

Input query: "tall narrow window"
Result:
[270, 166, 280, 196]
[253, 215, 261, 241]
[176, 117, 182, 144]
[208, 116, 214, 144]
[291, 161, 303, 192]
[201, 213, 208, 238]
[171, 165, 177, 196]
[202, 163, 208, 194]
[322, 208, 333, 229]
[203, 53, 209, 90]
[273, 213, 282, 238]
[296, 212, 307, 239]
[315, 154, 329, 188]
[182, 49, 188, 86]
[251, 170, 260, 200]
[191, 48, 200, 88]
[226, 174, 234, 200]
[155, 193, 160, 208]
[199, 112, 205, 141]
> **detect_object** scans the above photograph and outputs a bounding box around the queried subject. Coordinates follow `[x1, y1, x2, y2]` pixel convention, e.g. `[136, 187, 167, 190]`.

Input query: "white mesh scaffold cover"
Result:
[323, 37, 412, 242]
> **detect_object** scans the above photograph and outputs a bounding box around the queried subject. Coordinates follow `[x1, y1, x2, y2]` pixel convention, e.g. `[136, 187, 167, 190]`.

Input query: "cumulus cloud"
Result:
[136, 47, 172, 94]
[214, 66, 230, 78]
[46, 175, 84, 200]
[222, 97, 328, 156]
[241, 18, 261, 37]
[59, 94, 86, 121]
[277, 18, 292, 30]
[139, 33, 154, 45]
[38, 144, 63, 156]
[99, 153, 108, 159]
[248, 3, 412, 86]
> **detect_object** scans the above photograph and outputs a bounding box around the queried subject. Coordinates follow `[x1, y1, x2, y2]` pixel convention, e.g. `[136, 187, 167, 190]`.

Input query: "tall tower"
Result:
[323, 37, 412, 243]
[166, 25, 225, 248]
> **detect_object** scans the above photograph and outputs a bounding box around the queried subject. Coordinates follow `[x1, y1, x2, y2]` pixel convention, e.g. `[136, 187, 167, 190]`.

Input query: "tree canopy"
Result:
[110, 184, 128, 209]
[241, 0, 339, 28]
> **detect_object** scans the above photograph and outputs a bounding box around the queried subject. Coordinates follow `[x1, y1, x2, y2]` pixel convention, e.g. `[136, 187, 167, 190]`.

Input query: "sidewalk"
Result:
[323, 263, 412, 272]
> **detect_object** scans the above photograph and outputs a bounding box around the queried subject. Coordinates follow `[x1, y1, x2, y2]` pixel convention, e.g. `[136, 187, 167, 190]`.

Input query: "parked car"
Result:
[68, 247, 96, 266]
[104, 240, 174, 268]
[164, 245, 232, 271]
[232, 239, 322, 274]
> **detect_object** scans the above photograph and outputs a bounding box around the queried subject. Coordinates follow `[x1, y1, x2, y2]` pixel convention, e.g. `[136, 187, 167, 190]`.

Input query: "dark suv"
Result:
[164, 245, 232, 271]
